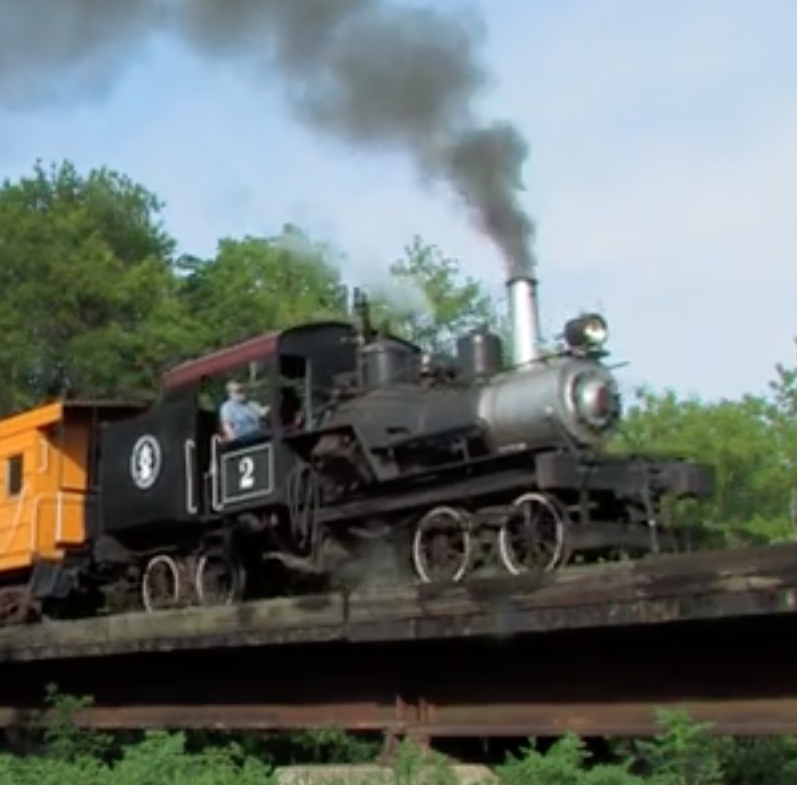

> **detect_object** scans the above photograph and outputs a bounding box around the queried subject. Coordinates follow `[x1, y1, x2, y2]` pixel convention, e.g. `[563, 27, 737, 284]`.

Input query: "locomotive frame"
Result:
[0, 276, 715, 625]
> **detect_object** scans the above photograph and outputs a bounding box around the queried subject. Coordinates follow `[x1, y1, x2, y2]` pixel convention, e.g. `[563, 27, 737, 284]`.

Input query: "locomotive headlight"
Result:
[563, 313, 608, 350]
[572, 372, 620, 429]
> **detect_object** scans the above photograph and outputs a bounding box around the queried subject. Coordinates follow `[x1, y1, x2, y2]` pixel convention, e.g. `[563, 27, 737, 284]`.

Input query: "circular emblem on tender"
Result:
[130, 435, 162, 490]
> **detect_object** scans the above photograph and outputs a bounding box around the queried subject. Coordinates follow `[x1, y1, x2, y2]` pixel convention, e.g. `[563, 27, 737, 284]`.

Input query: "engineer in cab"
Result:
[219, 381, 269, 442]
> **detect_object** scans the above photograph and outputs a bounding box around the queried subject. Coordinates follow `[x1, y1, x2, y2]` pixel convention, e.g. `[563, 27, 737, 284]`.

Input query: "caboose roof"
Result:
[0, 400, 146, 439]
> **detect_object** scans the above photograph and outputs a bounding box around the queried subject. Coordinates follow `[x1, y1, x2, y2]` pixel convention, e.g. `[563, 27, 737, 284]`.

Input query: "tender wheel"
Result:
[0, 588, 38, 627]
[141, 554, 181, 612]
[195, 551, 245, 606]
[411, 506, 472, 584]
[498, 492, 567, 575]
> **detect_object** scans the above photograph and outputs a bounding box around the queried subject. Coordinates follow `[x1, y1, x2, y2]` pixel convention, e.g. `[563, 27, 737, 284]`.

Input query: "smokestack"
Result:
[507, 263, 541, 366]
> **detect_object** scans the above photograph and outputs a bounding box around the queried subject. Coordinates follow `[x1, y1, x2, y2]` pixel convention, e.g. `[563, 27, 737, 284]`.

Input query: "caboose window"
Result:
[6, 454, 22, 497]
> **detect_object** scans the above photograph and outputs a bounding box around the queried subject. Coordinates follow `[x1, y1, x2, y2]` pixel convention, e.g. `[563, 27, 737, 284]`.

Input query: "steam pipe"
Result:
[507, 272, 541, 366]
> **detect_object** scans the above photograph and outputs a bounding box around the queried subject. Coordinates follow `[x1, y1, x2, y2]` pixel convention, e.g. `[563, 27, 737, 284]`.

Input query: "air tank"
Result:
[456, 331, 504, 379]
[362, 340, 419, 387]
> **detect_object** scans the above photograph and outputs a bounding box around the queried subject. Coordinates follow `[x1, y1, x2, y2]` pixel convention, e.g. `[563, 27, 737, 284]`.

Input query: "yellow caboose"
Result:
[0, 401, 139, 620]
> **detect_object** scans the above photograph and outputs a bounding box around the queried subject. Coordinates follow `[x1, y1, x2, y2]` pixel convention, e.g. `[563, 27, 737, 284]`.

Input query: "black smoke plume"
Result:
[0, 0, 535, 277]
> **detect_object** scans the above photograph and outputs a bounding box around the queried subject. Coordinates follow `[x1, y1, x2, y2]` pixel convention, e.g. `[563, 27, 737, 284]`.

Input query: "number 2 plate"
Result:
[220, 443, 274, 504]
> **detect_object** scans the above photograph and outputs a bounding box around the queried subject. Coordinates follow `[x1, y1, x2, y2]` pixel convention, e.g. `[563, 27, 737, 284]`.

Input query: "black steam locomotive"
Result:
[93, 273, 714, 611]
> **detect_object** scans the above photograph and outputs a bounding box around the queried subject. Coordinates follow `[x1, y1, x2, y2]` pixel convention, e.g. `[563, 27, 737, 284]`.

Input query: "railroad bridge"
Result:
[1, 544, 797, 739]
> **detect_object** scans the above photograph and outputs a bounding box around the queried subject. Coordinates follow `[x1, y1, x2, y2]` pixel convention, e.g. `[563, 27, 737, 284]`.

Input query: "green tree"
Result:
[176, 225, 349, 350]
[179, 232, 503, 359]
[769, 349, 797, 418]
[370, 236, 504, 354]
[718, 736, 797, 785]
[497, 733, 642, 785]
[615, 384, 797, 546]
[632, 711, 724, 785]
[0, 160, 195, 412]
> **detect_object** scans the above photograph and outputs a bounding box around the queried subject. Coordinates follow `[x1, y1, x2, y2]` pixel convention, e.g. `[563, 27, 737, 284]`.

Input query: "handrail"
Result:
[0, 485, 28, 556]
[1, 489, 90, 558]
[210, 435, 222, 512]
[29, 490, 87, 548]
[184, 439, 198, 515]
[30, 493, 42, 550]
[53, 489, 87, 545]
[38, 436, 48, 473]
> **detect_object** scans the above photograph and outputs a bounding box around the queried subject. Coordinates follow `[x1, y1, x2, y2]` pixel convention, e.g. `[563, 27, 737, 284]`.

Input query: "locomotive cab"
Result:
[145, 322, 364, 519]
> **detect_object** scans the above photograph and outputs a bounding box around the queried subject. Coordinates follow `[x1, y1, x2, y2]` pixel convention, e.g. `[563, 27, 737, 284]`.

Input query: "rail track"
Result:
[2, 542, 797, 662]
[2, 543, 797, 738]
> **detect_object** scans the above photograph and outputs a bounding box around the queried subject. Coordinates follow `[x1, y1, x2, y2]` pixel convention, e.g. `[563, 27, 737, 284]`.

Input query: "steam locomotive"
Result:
[0, 271, 714, 622]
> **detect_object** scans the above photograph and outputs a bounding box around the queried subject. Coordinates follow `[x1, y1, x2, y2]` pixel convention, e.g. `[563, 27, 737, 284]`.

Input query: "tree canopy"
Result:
[0, 161, 189, 410]
[0, 159, 793, 548]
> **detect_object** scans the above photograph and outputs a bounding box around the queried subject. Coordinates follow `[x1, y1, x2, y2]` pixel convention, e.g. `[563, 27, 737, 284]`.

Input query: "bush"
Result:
[5, 695, 797, 784]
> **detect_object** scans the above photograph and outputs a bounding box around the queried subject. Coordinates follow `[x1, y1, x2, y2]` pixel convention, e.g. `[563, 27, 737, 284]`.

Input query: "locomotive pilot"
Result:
[219, 380, 269, 441]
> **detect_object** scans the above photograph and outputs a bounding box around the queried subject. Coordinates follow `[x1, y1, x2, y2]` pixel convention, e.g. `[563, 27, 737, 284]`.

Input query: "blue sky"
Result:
[1, 0, 795, 401]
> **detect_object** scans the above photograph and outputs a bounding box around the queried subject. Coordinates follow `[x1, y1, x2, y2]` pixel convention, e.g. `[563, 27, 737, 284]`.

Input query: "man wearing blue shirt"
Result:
[219, 381, 268, 441]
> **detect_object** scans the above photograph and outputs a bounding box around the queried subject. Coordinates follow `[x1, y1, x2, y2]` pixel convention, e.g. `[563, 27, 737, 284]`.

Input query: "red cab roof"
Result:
[162, 332, 279, 390]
